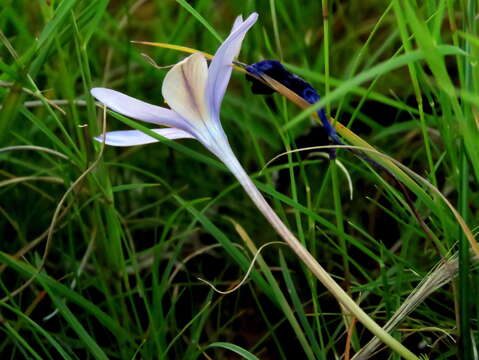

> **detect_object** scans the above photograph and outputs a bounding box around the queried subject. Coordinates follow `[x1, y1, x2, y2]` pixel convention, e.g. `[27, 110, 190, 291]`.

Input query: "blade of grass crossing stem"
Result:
[198, 163, 388, 268]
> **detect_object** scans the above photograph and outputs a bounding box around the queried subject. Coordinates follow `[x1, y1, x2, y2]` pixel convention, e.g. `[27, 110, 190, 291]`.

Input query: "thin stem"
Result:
[221, 147, 418, 360]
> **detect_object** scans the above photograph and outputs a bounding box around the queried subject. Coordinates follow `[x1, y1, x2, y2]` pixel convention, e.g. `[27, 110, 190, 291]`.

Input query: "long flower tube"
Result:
[91, 13, 418, 359]
[219, 146, 418, 359]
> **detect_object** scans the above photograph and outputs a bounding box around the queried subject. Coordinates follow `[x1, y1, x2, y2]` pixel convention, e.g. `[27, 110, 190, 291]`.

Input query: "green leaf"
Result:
[202, 342, 260, 360]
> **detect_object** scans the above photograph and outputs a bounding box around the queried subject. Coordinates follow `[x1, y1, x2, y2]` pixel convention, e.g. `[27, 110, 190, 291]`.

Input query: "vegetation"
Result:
[1, 0, 477, 359]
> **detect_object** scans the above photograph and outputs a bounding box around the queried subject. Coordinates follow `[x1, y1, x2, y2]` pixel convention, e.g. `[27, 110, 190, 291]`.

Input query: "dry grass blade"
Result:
[353, 252, 478, 359]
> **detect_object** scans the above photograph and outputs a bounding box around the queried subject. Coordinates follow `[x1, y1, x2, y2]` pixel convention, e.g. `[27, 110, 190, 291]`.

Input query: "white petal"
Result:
[94, 128, 194, 147]
[161, 53, 209, 129]
[231, 15, 244, 31]
[206, 13, 258, 121]
[91, 88, 187, 129]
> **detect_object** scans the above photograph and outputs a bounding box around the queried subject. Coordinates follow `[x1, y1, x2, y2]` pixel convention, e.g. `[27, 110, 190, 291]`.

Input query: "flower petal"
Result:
[231, 15, 244, 31]
[161, 53, 209, 130]
[94, 128, 194, 147]
[206, 13, 258, 122]
[91, 88, 187, 130]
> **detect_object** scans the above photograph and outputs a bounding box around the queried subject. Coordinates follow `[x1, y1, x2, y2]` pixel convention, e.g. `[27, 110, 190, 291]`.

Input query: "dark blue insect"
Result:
[245, 60, 342, 158]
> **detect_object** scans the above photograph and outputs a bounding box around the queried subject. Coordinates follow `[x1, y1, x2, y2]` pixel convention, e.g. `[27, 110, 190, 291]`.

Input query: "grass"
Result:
[1, 0, 478, 359]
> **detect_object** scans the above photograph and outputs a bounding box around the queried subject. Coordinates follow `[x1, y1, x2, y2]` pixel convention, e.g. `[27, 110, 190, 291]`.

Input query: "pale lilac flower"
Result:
[90, 13, 418, 359]
[91, 13, 258, 162]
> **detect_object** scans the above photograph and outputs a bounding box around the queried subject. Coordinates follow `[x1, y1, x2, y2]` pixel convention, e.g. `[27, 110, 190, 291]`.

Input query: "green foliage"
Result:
[1, 0, 477, 359]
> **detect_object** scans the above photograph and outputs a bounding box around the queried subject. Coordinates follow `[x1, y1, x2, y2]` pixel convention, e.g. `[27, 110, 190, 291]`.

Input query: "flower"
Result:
[90, 13, 418, 359]
[91, 13, 258, 161]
